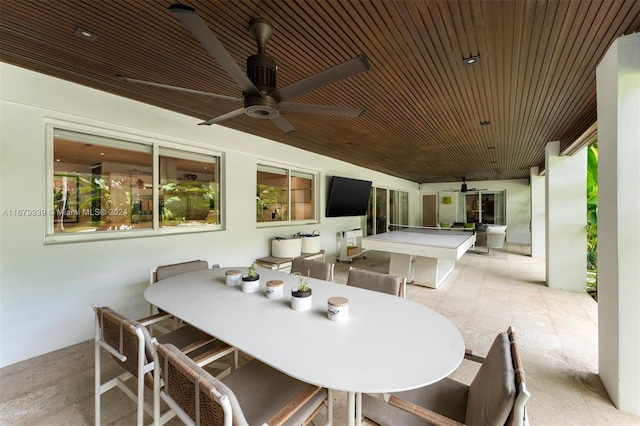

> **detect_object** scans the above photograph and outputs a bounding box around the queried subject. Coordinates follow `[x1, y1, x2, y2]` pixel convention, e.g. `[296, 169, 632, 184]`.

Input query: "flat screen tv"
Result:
[326, 176, 372, 217]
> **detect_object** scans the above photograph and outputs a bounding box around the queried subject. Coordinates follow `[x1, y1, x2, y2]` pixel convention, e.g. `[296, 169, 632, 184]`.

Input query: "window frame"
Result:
[256, 161, 319, 228]
[44, 120, 224, 244]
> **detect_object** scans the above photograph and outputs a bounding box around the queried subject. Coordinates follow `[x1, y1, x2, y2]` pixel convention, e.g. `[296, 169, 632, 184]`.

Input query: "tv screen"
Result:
[326, 176, 372, 217]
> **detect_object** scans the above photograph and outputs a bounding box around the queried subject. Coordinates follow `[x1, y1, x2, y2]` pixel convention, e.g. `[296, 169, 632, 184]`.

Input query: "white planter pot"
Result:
[301, 235, 321, 253]
[242, 276, 260, 293]
[291, 289, 312, 311]
[272, 238, 302, 258]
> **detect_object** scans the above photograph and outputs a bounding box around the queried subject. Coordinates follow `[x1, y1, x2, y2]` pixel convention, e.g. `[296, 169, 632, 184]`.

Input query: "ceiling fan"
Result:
[445, 177, 487, 193]
[118, 3, 371, 134]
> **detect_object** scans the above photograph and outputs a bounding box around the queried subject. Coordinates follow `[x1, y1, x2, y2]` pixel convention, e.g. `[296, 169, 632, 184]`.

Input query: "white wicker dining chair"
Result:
[153, 341, 332, 426]
[93, 305, 237, 426]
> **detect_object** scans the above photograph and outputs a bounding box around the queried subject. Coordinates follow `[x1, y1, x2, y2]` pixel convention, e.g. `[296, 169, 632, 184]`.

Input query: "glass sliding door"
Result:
[390, 190, 409, 226]
[375, 187, 388, 234]
[462, 191, 505, 225]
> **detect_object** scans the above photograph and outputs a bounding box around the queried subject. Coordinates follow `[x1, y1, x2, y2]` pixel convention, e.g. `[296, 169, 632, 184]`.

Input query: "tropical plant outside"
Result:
[586, 143, 598, 300]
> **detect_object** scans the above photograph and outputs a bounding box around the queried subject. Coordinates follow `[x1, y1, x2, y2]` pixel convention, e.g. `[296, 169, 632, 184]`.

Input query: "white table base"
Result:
[388, 253, 456, 288]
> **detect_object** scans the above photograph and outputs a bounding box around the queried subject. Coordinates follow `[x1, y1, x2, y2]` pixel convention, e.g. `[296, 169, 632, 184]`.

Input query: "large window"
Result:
[159, 148, 220, 228]
[47, 126, 221, 243]
[256, 164, 317, 224]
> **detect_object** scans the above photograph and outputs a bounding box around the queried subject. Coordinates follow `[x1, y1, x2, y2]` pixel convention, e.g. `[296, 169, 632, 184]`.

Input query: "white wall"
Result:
[419, 180, 531, 244]
[0, 63, 419, 367]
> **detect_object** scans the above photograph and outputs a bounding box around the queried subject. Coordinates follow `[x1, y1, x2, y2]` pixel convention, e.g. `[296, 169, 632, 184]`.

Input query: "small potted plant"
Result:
[242, 263, 260, 293]
[291, 270, 312, 311]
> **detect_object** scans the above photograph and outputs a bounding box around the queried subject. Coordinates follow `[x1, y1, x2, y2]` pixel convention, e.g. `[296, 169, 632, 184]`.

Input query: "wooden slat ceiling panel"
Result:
[1, 0, 638, 183]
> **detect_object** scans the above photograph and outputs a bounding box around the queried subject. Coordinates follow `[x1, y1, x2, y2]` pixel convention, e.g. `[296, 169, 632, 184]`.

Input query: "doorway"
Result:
[422, 194, 437, 227]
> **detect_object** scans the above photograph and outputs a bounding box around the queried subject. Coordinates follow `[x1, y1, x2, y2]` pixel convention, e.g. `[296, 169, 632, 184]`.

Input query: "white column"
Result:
[596, 32, 640, 416]
[545, 142, 587, 291]
[529, 167, 545, 258]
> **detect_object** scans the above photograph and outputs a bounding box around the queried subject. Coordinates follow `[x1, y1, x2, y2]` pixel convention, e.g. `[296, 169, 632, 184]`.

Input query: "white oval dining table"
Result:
[144, 266, 465, 425]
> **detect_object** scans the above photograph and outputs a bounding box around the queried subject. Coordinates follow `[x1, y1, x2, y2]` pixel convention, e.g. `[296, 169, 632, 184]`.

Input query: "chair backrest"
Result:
[507, 327, 530, 426]
[486, 231, 507, 249]
[94, 305, 155, 387]
[151, 260, 209, 283]
[291, 257, 334, 282]
[346, 268, 401, 297]
[155, 342, 242, 425]
[465, 326, 529, 426]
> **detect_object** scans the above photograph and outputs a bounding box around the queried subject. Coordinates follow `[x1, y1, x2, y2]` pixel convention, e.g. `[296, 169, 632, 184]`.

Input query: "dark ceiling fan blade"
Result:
[270, 55, 371, 102]
[169, 4, 261, 97]
[269, 114, 296, 133]
[279, 102, 366, 117]
[117, 75, 243, 102]
[198, 108, 245, 126]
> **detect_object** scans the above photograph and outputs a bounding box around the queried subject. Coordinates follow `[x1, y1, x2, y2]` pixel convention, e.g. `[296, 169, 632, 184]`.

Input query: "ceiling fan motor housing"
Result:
[246, 54, 276, 93]
[245, 54, 279, 119]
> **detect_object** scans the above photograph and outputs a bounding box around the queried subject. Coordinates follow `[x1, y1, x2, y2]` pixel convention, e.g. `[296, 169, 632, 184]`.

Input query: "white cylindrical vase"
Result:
[265, 280, 284, 299]
[225, 270, 242, 286]
[328, 296, 349, 322]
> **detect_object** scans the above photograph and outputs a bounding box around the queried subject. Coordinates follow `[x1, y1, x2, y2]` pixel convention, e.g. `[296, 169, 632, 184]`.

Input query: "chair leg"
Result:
[95, 333, 101, 426]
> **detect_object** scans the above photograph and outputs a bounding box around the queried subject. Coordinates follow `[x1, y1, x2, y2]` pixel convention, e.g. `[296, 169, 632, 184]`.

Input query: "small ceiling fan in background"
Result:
[445, 177, 487, 193]
[118, 3, 371, 134]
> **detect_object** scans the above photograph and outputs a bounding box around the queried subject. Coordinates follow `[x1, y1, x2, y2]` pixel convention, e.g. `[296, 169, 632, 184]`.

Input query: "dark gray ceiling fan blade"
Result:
[117, 75, 243, 102]
[270, 55, 371, 102]
[269, 114, 296, 133]
[198, 108, 245, 126]
[169, 4, 261, 97]
[279, 102, 366, 117]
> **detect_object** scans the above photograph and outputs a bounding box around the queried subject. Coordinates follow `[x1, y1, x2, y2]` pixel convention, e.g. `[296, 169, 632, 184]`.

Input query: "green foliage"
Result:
[586, 144, 598, 271]
[290, 270, 310, 291]
[162, 181, 218, 223]
[247, 263, 258, 278]
[586, 143, 598, 300]
[256, 184, 287, 221]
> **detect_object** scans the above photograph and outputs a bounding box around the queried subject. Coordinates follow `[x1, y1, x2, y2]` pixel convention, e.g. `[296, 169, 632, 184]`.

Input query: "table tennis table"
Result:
[361, 226, 476, 288]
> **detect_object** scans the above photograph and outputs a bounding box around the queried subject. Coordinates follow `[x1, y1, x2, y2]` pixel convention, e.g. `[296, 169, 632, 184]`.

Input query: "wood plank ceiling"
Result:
[1, 0, 638, 183]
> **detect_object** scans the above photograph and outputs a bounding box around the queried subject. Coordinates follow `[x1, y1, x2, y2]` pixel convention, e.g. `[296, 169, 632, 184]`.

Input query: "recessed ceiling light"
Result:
[463, 55, 480, 66]
[74, 27, 98, 42]
[346, 142, 353, 146]
[56, 159, 60, 162]
[480, 120, 491, 126]
[100, 152, 104, 155]
[487, 146, 495, 150]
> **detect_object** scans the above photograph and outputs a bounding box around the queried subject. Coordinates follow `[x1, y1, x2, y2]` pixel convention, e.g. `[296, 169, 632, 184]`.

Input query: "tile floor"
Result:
[1, 244, 638, 425]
